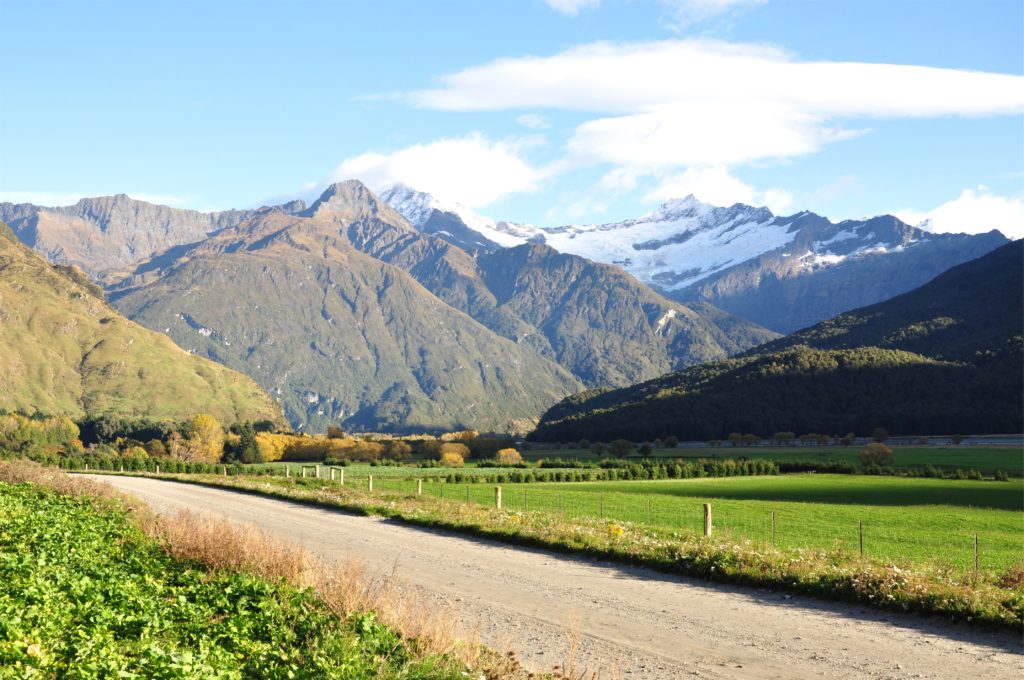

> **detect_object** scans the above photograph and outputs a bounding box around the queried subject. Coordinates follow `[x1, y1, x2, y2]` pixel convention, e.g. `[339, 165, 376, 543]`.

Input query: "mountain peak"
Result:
[312, 180, 377, 207]
[303, 180, 402, 224]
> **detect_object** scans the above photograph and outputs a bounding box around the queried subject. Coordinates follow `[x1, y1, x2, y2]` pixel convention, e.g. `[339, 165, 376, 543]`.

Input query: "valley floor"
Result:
[87, 475, 1022, 680]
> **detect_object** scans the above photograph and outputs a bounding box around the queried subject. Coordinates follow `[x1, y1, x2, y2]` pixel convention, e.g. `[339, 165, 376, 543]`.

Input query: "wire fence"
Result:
[69, 459, 1018, 576]
[343, 476, 1017, 575]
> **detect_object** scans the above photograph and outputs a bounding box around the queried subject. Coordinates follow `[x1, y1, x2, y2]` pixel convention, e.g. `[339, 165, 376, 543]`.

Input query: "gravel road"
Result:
[85, 475, 1022, 679]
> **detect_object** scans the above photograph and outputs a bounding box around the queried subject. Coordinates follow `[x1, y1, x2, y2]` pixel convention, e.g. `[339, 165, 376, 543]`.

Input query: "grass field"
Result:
[360, 474, 1024, 573]
[523, 446, 1024, 475]
[160, 471, 1024, 627]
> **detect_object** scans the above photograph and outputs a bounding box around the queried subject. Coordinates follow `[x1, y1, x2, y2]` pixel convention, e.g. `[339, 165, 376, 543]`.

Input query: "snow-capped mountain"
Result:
[382, 186, 1011, 333]
[379, 184, 539, 252]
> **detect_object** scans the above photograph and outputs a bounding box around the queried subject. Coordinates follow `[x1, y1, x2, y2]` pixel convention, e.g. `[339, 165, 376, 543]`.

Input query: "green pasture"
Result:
[357, 474, 1024, 574]
[523, 445, 1023, 475]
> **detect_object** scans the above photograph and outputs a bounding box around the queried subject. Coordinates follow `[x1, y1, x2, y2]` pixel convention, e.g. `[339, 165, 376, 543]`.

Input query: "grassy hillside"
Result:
[532, 243, 1023, 442]
[0, 222, 282, 425]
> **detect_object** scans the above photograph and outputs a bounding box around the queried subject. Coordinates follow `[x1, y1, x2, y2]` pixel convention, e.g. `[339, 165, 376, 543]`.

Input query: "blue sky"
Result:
[1, 0, 1021, 236]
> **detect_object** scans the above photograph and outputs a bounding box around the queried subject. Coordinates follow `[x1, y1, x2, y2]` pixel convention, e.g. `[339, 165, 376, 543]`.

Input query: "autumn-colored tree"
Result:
[186, 413, 224, 463]
[495, 448, 523, 464]
[439, 442, 470, 461]
[859, 443, 894, 467]
[385, 440, 413, 461]
[440, 451, 464, 467]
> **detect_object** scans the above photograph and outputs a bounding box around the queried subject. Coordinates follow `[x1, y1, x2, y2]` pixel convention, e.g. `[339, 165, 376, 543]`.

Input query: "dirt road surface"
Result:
[86, 475, 1022, 679]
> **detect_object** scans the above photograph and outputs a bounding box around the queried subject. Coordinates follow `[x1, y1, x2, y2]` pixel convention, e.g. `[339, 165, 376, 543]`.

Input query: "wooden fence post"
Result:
[703, 503, 712, 537]
[975, 534, 979, 579]
[330, 467, 336, 481]
[85, 463, 89, 471]
[367, 475, 373, 493]
[416, 479, 422, 496]
[119, 464, 124, 473]
[495, 485, 502, 509]
[156, 464, 160, 475]
[223, 466, 228, 476]
[339, 468, 344, 485]
[315, 464, 321, 479]
[285, 465, 290, 478]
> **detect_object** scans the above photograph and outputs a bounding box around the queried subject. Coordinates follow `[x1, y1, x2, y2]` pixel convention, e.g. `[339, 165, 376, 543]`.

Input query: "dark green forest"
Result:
[531, 242, 1024, 442]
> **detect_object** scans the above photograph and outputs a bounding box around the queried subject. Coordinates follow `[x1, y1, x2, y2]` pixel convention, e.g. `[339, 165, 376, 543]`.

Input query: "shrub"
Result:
[609, 439, 633, 458]
[664, 435, 678, 448]
[495, 448, 523, 465]
[860, 443, 894, 467]
[439, 451, 464, 467]
[384, 440, 412, 461]
[438, 442, 469, 460]
[872, 427, 889, 443]
[638, 442, 653, 457]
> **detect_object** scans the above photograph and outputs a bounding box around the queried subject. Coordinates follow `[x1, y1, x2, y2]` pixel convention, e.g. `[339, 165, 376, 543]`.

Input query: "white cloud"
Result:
[642, 166, 793, 213]
[567, 101, 862, 167]
[411, 40, 1024, 118]
[543, 0, 600, 16]
[897, 187, 1024, 240]
[659, 0, 766, 29]
[404, 38, 1024, 219]
[325, 133, 545, 209]
[516, 113, 550, 129]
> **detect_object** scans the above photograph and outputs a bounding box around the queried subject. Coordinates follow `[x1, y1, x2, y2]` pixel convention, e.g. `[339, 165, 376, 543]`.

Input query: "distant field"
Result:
[360, 474, 1024, 573]
[523, 445, 1024, 475]
[248, 461, 588, 478]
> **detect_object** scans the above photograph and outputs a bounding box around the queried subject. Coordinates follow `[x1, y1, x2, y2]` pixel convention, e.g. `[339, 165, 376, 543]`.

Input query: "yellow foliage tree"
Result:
[186, 413, 224, 463]
[439, 442, 470, 461]
[440, 451, 464, 467]
[495, 448, 523, 464]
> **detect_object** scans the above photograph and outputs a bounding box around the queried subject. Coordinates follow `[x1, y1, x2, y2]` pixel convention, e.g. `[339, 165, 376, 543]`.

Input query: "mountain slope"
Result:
[530, 242, 1024, 442]
[476, 243, 777, 386]
[0, 194, 306, 277]
[318, 183, 776, 388]
[383, 188, 1010, 334]
[753, 240, 1024, 361]
[108, 195, 582, 434]
[0, 221, 283, 424]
